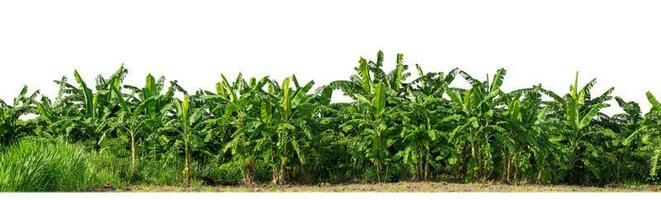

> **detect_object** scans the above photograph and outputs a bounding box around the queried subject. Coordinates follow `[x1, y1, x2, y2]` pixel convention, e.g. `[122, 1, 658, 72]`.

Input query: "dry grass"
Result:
[121, 182, 661, 192]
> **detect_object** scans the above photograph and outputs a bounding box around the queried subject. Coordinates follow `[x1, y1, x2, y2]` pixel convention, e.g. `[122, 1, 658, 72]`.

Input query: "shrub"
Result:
[90, 152, 186, 186]
[197, 161, 244, 185]
[196, 160, 272, 185]
[88, 152, 129, 187]
[137, 159, 185, 185]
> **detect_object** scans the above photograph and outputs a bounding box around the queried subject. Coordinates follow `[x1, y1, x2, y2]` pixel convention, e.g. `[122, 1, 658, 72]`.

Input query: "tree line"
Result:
[1, 51, 659, 186]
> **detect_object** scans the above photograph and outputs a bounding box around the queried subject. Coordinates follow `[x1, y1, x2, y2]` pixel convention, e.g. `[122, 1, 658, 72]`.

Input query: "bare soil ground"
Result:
[122, 182, 661, 192]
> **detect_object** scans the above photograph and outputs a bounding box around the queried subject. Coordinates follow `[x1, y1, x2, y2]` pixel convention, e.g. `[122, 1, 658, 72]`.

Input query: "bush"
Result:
[88, 152, 129, 187]
[197, 160, 272, 185]
[0, 139, 100, 192]
[197, 161, 244, 185]
[137, 159, 185, 185]
[253, 160, 272, 183]
[90, 151, 186, 186]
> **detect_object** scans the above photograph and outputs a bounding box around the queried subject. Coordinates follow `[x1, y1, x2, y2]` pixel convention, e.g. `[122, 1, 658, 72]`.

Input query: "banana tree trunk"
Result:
[423, 157, 429, 181]
[279, 159, 286, 184]
[271, 158, 287, 185]
[418, 157, 424, 181]
[183, 129, 191, 185]
[130, 129, 136, 177]
[419, 150, 429, 181]
[472, 142, 481, 181]
[375, 161, 383, 182]
[506, 153, 512, 183]
[244, 159, 254, 185]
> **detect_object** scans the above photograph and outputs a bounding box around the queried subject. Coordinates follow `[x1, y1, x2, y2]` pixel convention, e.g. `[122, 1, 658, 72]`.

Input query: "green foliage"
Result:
[137, 159, 186, 185]
[89, 153, 127, 187]
[198, 161, 245, 185]
[625, 92, 661, 179]
[90, 152, 186, 186]
[0, 51, 658, 191]
[0, 139, 100, 191]
[0, 86, 38, 148]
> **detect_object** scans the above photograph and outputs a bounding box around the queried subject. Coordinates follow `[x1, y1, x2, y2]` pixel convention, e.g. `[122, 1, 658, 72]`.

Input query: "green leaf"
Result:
[391, 53, 404, 90]
[647, 91, 661, 111]
[428, 130, 438, 140]
[572, 71, 579, 98]
[579, 104, 603, 130]
[111, 77, 130, 112]
[318, 86, 333, 105]
[355, 94, 370, 105]
[623, 128, 642, 146]
[144, 74, 156, 98]
[490, 68, 506, 92]
[281, 77, 291, 119]
[509, 99, 521, 121]
[448, 157, 458, 165]
[566, 96, 579, 130]
[441, 114, 462, 123]
[220, 74, 237, 102]
[181, 95, 190, 120]
[73, 70, 94, 117]
[261, 100, 272, 123]
[358, 58, 372, 93]
[376, 50, 384, 67]
[372, 82, 386, 117]
[445, 86, 463, 107]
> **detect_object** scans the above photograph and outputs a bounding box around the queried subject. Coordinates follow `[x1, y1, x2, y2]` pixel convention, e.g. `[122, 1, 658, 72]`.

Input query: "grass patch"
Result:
[0, 139, 100, 192]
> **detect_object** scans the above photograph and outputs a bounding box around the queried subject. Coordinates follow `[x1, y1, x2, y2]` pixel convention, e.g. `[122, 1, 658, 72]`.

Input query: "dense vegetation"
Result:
[0, 52, 659, 191]
[0, 139, 98, 191]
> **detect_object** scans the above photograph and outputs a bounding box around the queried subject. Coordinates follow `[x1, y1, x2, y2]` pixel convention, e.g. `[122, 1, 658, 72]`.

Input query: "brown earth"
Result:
[120, 182, 661, 192]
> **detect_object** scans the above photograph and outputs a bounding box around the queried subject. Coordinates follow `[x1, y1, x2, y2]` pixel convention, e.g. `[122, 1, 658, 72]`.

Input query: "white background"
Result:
[2, 1, 661, 199]
[1, 0, 660, 114]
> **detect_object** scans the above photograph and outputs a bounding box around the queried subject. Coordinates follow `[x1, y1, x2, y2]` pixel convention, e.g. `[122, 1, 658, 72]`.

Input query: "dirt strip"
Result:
[120, 182, 661, 192]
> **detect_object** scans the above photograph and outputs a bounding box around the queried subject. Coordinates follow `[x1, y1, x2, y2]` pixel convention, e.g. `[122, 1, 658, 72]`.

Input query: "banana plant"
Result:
[499, 91, 528, 183]
[129, 74, 179, 161]
[397, 94, 443, 181]
[0, 86, 39, 148]
[36, 67, 128, 147]
[214, 74, 270, 184]
[105, 74, 164, 178]
[332, 52, 410, 182]
[624, 92, 661, 178]
[396, 66, 459, 180]
[330, 51, 409, 99]
[164, 94, 206, 185]
[563, 72, 610, 133]
[257, 76, 321, 184]
[498, 86, 558, 183]
[541, 72, 616, 184]
[166, 94, 196, 185]
[442, 68, 509, 182]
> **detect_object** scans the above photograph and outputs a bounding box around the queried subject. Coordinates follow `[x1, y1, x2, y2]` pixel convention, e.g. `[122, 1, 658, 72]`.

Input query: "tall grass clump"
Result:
[0, 139, 99, 192]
